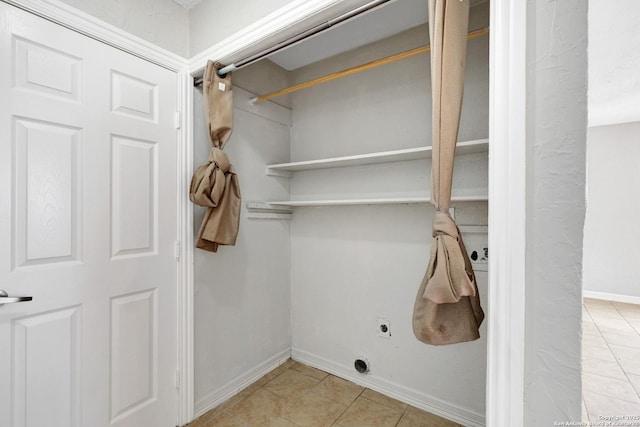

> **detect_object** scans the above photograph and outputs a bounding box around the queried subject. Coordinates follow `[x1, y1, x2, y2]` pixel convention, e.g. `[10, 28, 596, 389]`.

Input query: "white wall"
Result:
[583, 122, 640, 300]
[288, 5, 489, 425]
[188, 0, 293, 55]
[57, 0, 189, 56]
[589, 0, 640, 126]
[192, 62, 293, 412]
[523, 0, 587, 425]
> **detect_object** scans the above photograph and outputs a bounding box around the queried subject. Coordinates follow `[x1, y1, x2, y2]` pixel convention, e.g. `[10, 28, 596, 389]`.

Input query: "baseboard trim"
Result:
[291, 348, 485, 427]
[193, 349, 292, 419]
[583, 290, 640, 305]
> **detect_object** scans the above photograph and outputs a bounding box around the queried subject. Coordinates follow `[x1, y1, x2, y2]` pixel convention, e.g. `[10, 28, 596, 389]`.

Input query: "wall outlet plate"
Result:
[377, 318, 391, 338]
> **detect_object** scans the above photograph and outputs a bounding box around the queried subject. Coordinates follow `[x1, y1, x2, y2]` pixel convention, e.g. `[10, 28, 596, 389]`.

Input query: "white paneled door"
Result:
[0, 3, 179, 427]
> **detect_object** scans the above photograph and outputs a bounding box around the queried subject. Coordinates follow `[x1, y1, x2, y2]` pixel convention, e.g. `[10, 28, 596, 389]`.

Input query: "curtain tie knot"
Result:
[189, 148, 235, 208]
[207, 147, 231, 173]
[431, 210, 459, 239]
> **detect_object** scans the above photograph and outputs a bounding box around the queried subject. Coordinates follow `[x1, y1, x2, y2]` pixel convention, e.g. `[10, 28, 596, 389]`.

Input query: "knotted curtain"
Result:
[190, 61, 241, 252]
[412, 0, 484, 345]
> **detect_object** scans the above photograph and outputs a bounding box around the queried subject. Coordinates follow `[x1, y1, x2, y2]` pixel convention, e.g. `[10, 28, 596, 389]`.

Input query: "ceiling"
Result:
[267, 0, 486, 71]
[268, 0, 428, 71]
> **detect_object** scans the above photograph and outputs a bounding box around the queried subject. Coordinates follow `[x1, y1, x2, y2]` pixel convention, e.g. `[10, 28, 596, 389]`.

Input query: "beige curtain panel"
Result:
[190, 61, 241, 252]
[412, 0, 484, 345]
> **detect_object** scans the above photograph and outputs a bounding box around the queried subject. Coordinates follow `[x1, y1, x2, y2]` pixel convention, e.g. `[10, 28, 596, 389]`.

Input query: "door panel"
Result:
[0, 3, 179, 426]
[12, 306, 82, 427]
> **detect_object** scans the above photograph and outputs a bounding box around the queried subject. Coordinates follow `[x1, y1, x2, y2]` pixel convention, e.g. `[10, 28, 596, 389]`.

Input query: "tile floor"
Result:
[188, 359, 461, 427]
[189, 298, 640, 426]
[582, 297, 640, 422]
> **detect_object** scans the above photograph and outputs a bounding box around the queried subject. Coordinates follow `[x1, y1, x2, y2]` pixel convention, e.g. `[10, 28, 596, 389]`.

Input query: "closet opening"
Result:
[191, 1, 490, 426]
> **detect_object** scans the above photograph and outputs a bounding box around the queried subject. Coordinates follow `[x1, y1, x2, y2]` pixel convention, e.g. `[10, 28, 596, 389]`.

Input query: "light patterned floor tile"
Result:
[583, 391, 640, 420]
[396, 406, 461, 427]
[190, 361, 476, 427]
[588, 306, 625, 320]
[582, 321, 601, 337]
[264, 368, 321, 400]
[609, 344, 640, 364]
[583, 372, 640, 403]
[582, 301, 640, 424]
[584, 298, 614, 308]
[583, 344, 618, 363]
[360, 388, 409, 412]
[198, 406, 230, 424]
[216, 393, 249, 413]
[601, 331, 640, 349]
[583, 333, 608, 348]
[282, 390, 346, 426]
[617, 357, 640, 376]
[313, 375, 364, 406]
[291, 362, 330, 380]
[628, 373, 640, 396]
[582, 400, 589, 423]
[582, 357, 627, 381]
[335, 396, 404, 427]
[201, 413, 246, 427]
[627, 318, 640, 334]
[227, 388, 288, 426]
[592, 316, 637, 334]
[267, 417, 298, 426]
[613, 302, 640, 319]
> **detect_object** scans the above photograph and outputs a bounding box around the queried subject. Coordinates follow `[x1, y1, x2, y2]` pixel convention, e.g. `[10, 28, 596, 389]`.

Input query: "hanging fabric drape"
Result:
[190, 61, 241, 252]
[412, 0, 484, 345]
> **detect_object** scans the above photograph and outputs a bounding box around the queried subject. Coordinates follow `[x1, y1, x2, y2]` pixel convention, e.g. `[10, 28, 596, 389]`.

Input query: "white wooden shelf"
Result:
[266, 138, 489, 177]
[257, 195, 488, 208]
[458, 225, 488, 234]
[246, 202, 293, 219]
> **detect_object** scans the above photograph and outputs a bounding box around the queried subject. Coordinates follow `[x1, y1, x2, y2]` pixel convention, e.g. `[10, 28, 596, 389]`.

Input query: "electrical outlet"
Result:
[377, 318, 391, 338]
[469, 246, 489, 272]
[469, 247, 488, 262]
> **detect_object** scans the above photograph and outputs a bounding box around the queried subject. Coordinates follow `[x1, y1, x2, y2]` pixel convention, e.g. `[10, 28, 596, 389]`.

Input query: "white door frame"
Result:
[1, 0, 194, 425]
[486, 1, 527, 425]
[4, 0, 530, 425]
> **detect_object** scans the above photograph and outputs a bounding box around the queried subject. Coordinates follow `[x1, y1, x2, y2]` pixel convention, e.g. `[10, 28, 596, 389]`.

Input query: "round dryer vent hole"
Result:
[354, 357, 369, 374]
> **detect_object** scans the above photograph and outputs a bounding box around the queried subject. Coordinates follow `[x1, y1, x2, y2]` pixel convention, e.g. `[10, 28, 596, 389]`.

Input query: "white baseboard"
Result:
[291, 348, 485, 427]
[583, 290, 640, 305]
[193, 348, 292, 419]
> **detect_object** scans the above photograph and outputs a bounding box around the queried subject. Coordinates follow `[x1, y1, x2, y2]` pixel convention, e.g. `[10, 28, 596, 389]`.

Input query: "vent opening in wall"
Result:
[354, 357, 369, 373]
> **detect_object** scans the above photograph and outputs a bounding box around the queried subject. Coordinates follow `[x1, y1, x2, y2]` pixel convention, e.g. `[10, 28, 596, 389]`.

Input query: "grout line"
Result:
[194, 359, 463, 427]
[585, 302, 640, 404]
[581, 398, 590, 424]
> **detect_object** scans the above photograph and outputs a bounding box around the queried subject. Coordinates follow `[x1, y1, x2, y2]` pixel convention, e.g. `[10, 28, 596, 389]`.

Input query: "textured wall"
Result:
[583, 122, 640, 299]
[523, 0, 587, 425]
[59, 0, 189, 56]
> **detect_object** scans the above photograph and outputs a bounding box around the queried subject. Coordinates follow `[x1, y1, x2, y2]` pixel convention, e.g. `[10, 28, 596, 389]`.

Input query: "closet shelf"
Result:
[246, 202, 293, 220]
[258, 195, 488, 208]
[266, 138, 489, 177]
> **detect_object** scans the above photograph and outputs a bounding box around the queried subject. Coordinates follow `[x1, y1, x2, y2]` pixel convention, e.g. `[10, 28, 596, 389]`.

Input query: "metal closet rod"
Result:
[193, 0, 391, 86]
[252, 26, 489, 103]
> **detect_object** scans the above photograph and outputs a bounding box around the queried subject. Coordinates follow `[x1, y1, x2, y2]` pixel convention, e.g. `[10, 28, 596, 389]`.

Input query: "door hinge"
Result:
[174, 241, 181, 261]
[174, 111, 181, 129]
[176, 369, 181, 390]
